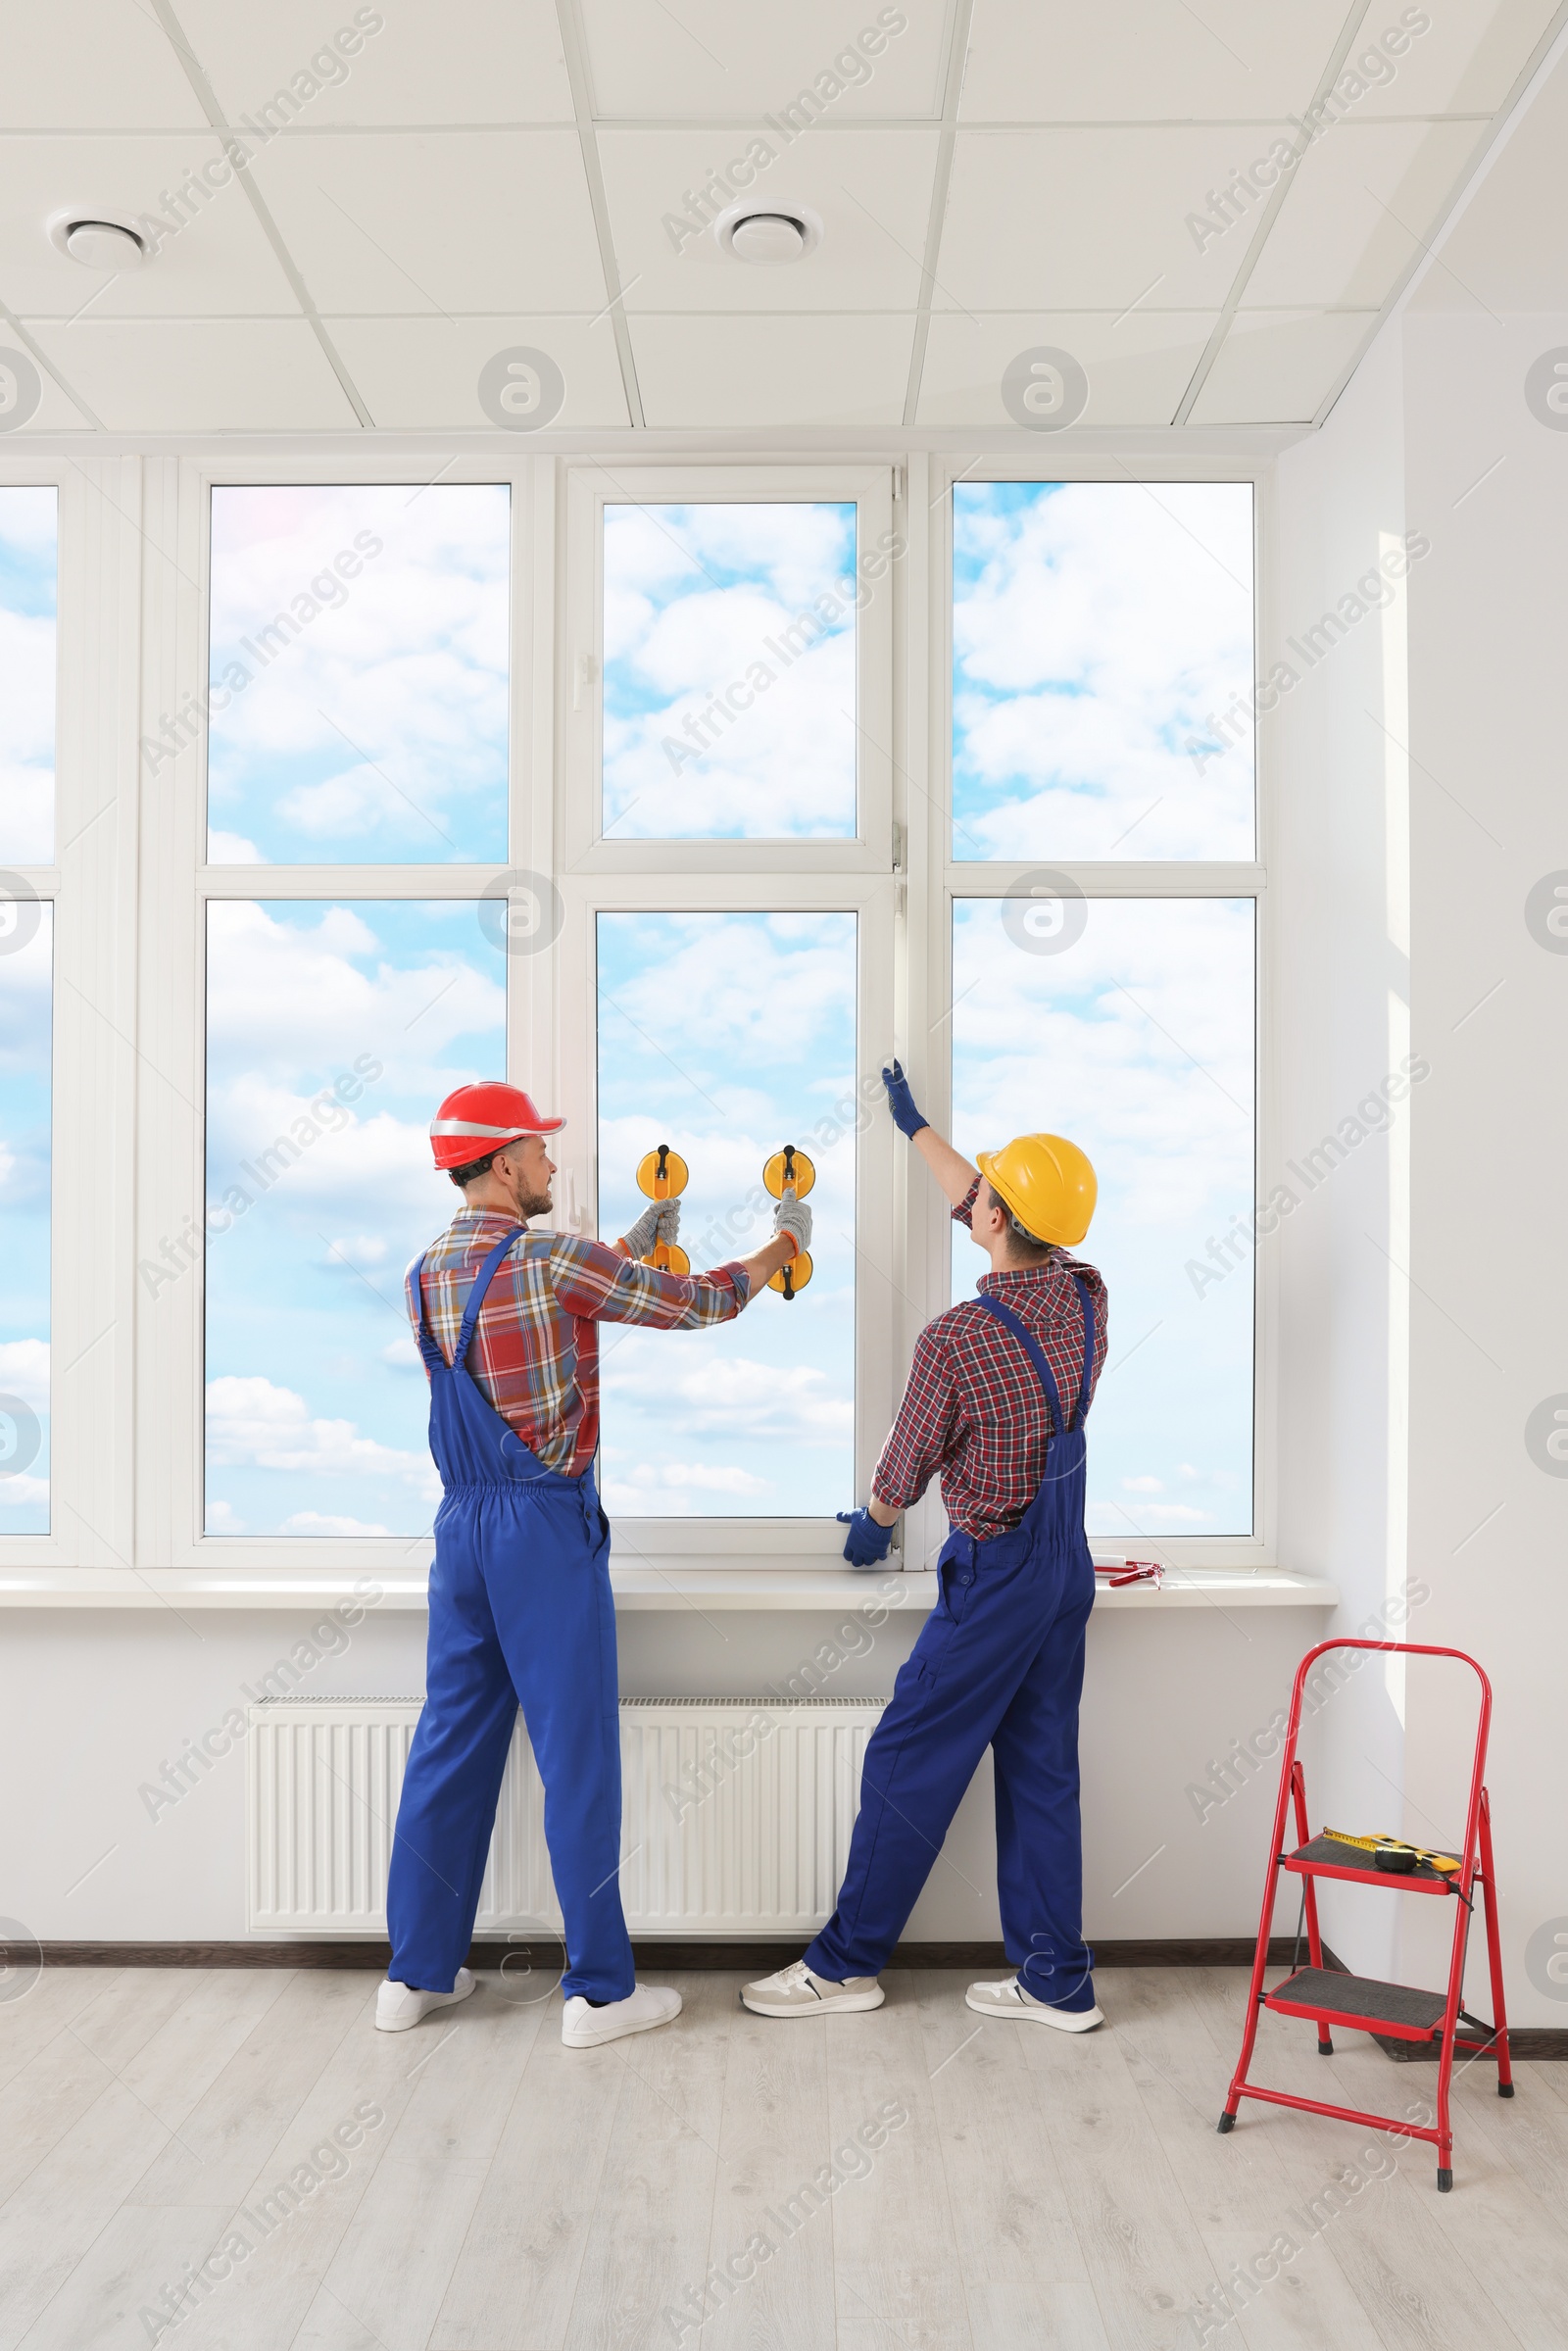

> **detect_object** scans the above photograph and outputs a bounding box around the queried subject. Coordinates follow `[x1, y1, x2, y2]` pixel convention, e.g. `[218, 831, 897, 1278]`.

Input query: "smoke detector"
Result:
[52, 217, 150, 270]
[714, 204, 821, 265]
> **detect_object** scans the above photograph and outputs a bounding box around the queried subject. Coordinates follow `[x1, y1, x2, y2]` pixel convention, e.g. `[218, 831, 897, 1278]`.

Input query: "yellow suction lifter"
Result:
[634, 1144, 690, 1274]
[762, 1143, 814, 1300]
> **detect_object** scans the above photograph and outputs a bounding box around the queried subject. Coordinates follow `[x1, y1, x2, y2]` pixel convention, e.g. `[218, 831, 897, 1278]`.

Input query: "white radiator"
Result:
[247, 1696, 887, 1936]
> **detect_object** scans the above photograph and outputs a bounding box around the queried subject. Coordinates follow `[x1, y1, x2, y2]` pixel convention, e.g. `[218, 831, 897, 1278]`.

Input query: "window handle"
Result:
[573, 653, 599, 710]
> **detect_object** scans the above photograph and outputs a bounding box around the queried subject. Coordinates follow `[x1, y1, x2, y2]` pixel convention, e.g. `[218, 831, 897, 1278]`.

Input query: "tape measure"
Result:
[1323, 1828, 1460, 1876]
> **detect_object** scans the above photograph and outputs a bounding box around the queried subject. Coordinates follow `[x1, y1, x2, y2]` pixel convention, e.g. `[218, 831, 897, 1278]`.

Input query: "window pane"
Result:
[203, 900, 505, 1537]
[0, 486, 57, 862]
[597, 910, 856, 1514]
[0, 900, 50, 1532]
[952, 897, 1254, 1539]
[206, 484, 510, 864]
[953, 481, 1255, 862]
[603, 503, 858, 840]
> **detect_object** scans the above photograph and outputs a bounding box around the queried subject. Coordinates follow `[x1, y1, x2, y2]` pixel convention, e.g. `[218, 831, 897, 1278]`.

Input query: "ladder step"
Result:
[1285, 1836, 1457, 1892]
[1267, 1967, 1450, 2040]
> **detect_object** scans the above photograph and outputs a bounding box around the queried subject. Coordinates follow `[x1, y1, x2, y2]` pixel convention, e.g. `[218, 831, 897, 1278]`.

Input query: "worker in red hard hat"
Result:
[380, 1080, 811, 2049]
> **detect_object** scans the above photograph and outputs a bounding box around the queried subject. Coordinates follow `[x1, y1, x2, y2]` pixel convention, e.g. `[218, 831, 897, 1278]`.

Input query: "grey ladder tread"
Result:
[1286, 1835, 1458, 1886]
[1267, 1965, 1450, 2033]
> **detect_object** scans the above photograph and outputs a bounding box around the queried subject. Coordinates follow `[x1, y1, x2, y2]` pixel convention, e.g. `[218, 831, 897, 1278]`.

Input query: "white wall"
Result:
[0, 1599, 1326, 1947]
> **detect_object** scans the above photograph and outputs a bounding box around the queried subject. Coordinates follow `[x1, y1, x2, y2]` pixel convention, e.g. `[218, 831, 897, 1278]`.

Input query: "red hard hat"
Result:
[429, 1081, 564, 1171]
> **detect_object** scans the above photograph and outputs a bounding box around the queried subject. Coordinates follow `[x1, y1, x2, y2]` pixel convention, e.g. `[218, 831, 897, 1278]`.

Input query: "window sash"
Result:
[563, 463, 898, 875]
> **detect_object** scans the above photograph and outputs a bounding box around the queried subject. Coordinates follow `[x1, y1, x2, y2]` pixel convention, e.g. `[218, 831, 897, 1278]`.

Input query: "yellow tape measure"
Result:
[1323, 1828, 1460, 1875]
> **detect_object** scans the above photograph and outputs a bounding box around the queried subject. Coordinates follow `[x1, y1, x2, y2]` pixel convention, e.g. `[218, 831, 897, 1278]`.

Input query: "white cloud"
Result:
[0, 1339, 49, 1411]
[602, 502, 858, 840]
[283, 1510, 393, 1537]
[208, 829, 261, 863]
[603, 1460, 772, 1511]
[207, 483, 510, 859]
[953, 480, 1254, 861]
[650, 1356, 853, 1445]
[1121, 1475, 1164, 1494]
[205, 1498, 245, 1534]
[0, 1473, 48, 1509]
[206, 1376, 439, 1495]
[324, 1235, 390, 1268]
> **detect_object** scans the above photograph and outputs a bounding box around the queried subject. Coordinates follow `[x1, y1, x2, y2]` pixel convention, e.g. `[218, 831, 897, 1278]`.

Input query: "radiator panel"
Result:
[247, 1697, 886, 1936]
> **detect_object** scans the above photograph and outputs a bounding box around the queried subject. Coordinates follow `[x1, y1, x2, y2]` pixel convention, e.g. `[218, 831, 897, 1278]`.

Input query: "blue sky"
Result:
[602, 502, 858, 840]
[597, 910, 857, 1515]
[207, 484, 510, 864]
[0, 487, 55, 1531]
[953, 479, 1255, 862]
[951, 897, 1255, 1541]
[203, 899, 506, 1537]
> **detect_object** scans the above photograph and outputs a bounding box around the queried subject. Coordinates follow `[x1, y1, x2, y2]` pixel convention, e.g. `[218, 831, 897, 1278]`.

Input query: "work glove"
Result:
[623, 1198, 680, 1261]
[881, 1058, 929, 1139]
[837, 1507, 894, 1565]
[771, 1184, 812, 1259]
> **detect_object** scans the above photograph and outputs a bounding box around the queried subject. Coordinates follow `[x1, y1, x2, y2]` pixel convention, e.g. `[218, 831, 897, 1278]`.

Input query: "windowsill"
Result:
[0, 1565, 1341, 1611]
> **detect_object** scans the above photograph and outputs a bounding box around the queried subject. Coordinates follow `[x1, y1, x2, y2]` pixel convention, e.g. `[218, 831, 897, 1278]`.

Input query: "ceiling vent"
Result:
[53, 217, 150, 269]
[713, 204, 821, 265]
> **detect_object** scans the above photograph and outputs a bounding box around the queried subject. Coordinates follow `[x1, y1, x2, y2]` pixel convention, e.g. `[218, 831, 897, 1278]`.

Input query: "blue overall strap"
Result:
[1072, 1275, 1097, 1427]
[452, 1227, 528, 1372]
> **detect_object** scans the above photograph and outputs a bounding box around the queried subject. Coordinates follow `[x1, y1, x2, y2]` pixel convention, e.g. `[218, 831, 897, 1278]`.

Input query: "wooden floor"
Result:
[0, 1964, 1564, 2351]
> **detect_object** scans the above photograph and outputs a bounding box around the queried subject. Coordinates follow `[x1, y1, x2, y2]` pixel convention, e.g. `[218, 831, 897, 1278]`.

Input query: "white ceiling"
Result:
[1, 0, 1562, 437]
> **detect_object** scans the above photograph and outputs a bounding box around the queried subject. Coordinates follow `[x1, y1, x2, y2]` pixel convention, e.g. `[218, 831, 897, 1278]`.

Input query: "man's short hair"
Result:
[1003, 1202, 1054, 1259]
[450, 1142, 514, 1190]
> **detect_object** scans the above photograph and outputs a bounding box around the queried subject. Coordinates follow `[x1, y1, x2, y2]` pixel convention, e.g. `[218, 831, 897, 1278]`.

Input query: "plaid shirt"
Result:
[871, 1179, 1108, 1541]
[407, 1207, 751, 1478]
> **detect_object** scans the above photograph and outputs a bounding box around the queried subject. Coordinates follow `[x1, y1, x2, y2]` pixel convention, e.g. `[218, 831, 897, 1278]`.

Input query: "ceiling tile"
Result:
[960, 0, 1349, 122]
[1189, 310, 1377, 422]
[324, 314, 630, 428]
[175, 0, 575, 128]
[629, 312, 915, 426]
[579, 0, 949, 121]
[244, 130, 608, 314]
[3, 349, 97, 431]
[940, 127, 1273, 310]
[1, 1, 208, 130]
[1244, 119, 1490, 307]
[598, 125, 940, 312]
[1330, 0, 1561, 118]
[918, 310, 1217, 427]
[20, 318, 360, 431]
[0, 133, 313, 317]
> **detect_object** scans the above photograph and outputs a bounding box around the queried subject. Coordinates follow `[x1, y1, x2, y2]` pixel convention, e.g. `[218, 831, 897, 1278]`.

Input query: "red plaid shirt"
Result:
[407, 1208, 751, 1478]
[871, 1180, 1108, 1541]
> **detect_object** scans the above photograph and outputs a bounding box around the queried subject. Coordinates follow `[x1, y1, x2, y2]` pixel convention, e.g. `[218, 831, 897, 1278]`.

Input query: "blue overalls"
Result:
[806, 1280, 1100, 2008]
[386, 1228, 635, 2002]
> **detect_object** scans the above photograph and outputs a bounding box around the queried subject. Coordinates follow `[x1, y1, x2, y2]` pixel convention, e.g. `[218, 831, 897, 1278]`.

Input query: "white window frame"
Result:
[0, 458, 139, 1578]
[922, 457, 1275, 1571]
[134, 452, 550, 1578]
[558, 461, 902, 1564]
[0, 441, 1276, 1592]
[562, 463, 898, 875]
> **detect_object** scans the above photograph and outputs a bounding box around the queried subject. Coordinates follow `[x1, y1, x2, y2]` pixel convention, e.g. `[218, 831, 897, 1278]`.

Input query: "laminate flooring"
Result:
[1, 1965, 1563, 2351]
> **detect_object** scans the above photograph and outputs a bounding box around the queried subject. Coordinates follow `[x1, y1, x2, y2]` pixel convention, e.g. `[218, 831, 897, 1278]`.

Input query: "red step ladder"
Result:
[1218, 1639, 1512, 2191]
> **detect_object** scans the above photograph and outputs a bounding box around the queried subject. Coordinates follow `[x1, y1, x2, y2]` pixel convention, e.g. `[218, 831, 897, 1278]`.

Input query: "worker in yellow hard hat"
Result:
[745, 1060, 1108, 2032]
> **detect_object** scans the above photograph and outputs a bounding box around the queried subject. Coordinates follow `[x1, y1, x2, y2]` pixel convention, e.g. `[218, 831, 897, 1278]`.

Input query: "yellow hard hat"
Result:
[976, 1133, 1097, 1249]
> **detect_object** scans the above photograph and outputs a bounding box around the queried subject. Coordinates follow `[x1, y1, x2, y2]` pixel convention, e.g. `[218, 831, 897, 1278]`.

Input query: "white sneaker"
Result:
[562, 1981, 682, 2049]
[374, 1967, 476, 2033]
[965, 1974, 1102, 2030]
[741, 1958, 885, 2017]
